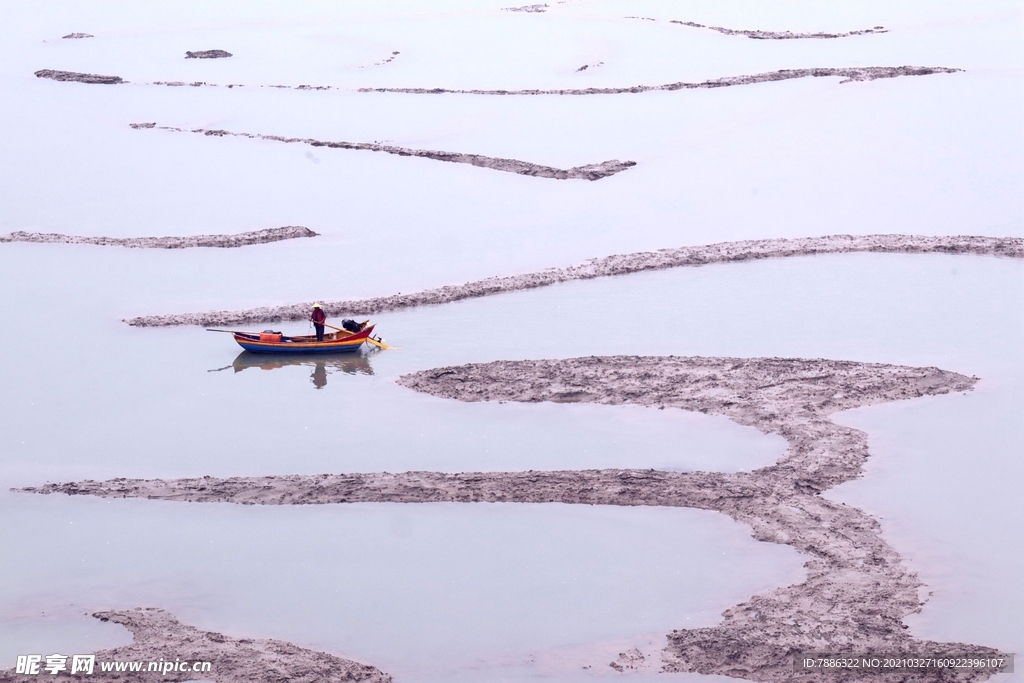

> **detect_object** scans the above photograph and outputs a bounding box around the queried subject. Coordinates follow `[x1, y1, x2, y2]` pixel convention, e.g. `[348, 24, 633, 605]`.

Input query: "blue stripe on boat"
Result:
[236, 341, 365, 354]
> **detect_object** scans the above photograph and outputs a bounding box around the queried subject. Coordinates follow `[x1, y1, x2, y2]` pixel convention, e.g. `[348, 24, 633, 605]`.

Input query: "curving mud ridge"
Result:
[0, 607, 390, 683]
[185, 49, 232, 59]
[34, 65, 957, 94]
[504, 3, 548, 11]
[358, 66, 957, 95]
[669, 20, 887, 40]
[626, 17, 888, 40]
[363, 51, 400, 68]
[22, 356, 1010, 681]
[34, 69, 122, 84]
[129, 123, 634, 181]
[0, 226, 317, 249]
[124, 233, 1024, 327]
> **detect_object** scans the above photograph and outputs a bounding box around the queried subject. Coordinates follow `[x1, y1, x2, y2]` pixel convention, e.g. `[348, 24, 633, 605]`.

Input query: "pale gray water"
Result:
[1, 248, 1020, 680]
[1, 0, 1021, 679]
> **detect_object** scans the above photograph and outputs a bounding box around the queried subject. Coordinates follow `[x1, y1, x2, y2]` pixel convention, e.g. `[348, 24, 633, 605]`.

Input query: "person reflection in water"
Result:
[310, 303, 327, 342]
[311, 361, 328, 389]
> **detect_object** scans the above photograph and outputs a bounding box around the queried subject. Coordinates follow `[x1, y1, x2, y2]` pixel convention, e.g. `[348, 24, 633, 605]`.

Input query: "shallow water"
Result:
[0, 242, 803, 678]
[0, 493, 804, 679]
[1, 0, 1022, 680]
[1, 248, 1021, 680]
[830, 378, 1024, 659]
[1, 0, 1020, 290]
[0, 239, 790, 485]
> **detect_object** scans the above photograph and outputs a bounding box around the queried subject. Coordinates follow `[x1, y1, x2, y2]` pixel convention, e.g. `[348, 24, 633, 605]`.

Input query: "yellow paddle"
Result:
[365, 337, 395, 350]
[317, 320, 396, 350]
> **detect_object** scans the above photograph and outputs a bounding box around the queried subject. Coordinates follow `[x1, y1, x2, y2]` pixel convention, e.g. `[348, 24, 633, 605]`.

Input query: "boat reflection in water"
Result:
[213, 351, 375, 389]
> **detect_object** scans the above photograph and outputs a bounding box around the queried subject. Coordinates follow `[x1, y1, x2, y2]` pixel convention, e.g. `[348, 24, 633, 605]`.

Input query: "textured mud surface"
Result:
[124, 233, 1024, 327]
[504, 3, 548, 12]
[0, 608, 390, 682]
[358, 66, 957, 95]
[61, 33, 93, 39]
[185, 49, 232, 59]
[609, 648, 647, 672]
[0, 226, 316, 249]
[24, 356, 1007, 681]
[34, 69, 122, 84]
[33, 65, 957, 95]
[627, 17, 888, 40]
[363, 51, 400, 68]
[670, 20, 887, 40]
[129, 123, 634, 181]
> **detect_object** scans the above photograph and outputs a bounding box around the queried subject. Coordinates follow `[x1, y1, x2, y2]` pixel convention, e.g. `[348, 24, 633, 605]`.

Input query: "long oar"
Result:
[206, 328, 254, 335]
[319, 320, 354, 335]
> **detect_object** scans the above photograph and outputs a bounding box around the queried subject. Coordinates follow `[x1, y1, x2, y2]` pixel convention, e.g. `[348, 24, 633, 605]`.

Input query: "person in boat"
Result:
[310, 303, 327, 342]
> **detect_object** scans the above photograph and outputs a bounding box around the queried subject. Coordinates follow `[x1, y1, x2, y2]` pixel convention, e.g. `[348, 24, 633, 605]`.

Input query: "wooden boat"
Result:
[231, 323, 376, 354]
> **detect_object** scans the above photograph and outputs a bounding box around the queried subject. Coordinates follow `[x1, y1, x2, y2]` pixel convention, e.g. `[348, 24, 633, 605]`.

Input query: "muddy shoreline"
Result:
[34, 69, 122, 85]
[504, 4, 548, 12]
[0, 608, 391, 683]
[626, 17, 888, 40]
[124, 233, 1024, 327]
[358, 66, 958, 95]
[23, 355, 1007, 681]
[185, 49, 232, 59]
[671, 20, 887, 40]
[0, 226, 317, 249]
[129, 123, 634, 181]
[34, 65, 958, 94]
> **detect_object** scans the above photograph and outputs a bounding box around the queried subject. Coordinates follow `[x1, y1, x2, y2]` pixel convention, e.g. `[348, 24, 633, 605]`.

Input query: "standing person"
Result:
[310, 303, 327, 342]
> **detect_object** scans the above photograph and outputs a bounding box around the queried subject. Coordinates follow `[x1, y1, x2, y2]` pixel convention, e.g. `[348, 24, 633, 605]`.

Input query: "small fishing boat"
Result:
[208, 320, 391, 354]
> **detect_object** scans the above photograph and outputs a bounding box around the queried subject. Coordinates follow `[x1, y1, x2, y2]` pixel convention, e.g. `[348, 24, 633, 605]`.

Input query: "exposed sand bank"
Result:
[358, 66, 958, 95]
[0, 608, 391, 683]
[128, 123, 635, 181]
[124, 234, 1024, 327]
[362, 51, 400, 68]
[504, 4, 548, 12]
[33, 65, 958, 95]
[23, 355, 1009, 681]
[34, 69, 122, 84]
[0, 226, 317, 249]
[670, 20, 887, 40]
[626, 17, 888, 40]
[185, 50, 232, 59]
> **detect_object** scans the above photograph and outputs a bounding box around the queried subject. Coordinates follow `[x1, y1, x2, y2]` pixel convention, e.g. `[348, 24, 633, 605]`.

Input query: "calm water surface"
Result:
[0, 248, 1020, 680]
